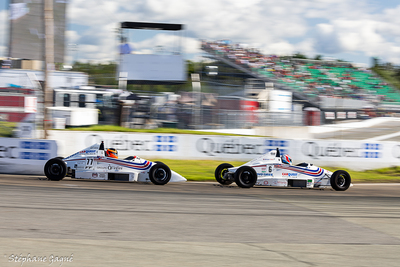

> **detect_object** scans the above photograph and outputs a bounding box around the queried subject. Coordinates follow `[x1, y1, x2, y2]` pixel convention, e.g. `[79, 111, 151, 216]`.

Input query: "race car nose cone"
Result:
[170, 170, 187, 182]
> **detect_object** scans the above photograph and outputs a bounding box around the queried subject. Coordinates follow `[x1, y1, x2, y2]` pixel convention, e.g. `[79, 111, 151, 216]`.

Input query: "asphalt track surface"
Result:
[314, 118, 400, 141]
[0, 175, 399, 267]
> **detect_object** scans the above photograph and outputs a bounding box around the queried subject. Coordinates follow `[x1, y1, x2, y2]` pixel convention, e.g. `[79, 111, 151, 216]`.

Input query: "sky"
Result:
[1, 0, 400, 66]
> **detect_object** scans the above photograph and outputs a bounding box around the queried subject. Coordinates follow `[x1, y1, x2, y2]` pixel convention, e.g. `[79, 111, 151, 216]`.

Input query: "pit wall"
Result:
[0, 138, 57, 175]
[48, 130, 400, 171]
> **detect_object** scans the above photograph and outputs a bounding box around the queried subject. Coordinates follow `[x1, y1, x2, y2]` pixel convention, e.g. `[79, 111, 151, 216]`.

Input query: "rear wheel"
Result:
[330, 170, 351, 191]
[149, 162, 171, 185]
[44, 158, 67, 181]
[234, 166, 257, 188]
[215, 163, 234, 185]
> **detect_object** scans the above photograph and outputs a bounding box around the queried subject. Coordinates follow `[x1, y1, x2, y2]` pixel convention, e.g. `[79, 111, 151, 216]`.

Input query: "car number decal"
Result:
[86, 158, 94, 166]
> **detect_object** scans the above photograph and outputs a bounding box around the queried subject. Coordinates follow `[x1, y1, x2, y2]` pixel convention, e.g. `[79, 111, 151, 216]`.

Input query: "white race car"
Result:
[44, 142, 186, 185]
[215, 148, 351, 191]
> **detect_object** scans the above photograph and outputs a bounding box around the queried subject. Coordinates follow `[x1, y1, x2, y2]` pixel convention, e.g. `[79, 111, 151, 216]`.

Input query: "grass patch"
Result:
[0, 121, 16, 137]
[64, 125, 249, 136]
[151, 159, 400, 182]
[323, 166, 400, 183]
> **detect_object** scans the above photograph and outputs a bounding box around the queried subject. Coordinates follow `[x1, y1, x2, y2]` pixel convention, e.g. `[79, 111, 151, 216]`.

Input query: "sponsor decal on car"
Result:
[80, 149, 97, 154]
[107, 165, 123, 171]
[275, 180, 287, 186]
[92, 173, 98, 178]
[257, 173, 273, 177]
[257, 179, 288, 186]
[100, 158, 151, 171]
[282, 173, 297, 177]
[97, 166, 108, 170]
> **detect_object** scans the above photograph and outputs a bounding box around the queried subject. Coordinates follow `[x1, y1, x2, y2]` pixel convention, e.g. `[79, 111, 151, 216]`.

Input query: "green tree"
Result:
[313, 54, 322, 60]
[292, 52, 308, 59]
[72, 62, 118, 86]
[371, 57, 380, 68]
[71, 60, 209, 93]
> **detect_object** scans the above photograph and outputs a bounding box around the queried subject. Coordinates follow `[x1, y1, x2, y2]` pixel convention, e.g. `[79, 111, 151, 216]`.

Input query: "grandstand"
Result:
[201, 40, 400, 109]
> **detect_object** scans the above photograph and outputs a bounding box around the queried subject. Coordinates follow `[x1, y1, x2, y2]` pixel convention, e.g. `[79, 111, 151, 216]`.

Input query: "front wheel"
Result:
[234, 166, 257, 188]
[215, 163, 234, 185]
[44, 158, 67, 181]
[149, 162, 171, 185]
[330, 170, 351, 191]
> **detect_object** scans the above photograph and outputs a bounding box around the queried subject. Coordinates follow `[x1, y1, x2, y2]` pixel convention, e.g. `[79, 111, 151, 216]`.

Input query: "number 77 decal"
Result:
[86, 158, 94, 166]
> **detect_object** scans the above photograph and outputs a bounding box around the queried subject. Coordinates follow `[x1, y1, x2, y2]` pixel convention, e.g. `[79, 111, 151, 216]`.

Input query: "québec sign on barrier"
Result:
[49, 131, 400, 171]
[0, 138, 57, 175]
[1, 132, 400, 175]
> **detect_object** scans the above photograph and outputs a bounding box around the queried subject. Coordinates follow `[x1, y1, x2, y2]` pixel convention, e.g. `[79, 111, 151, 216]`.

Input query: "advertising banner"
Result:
[293, 140, 400, 170]
[119, 54, 186, 82]
[191, 136, 289, 160]
[0, 138, 58, 175]
[49, 131, 400, 171]
[49, 131, 183, 159]
[49, 131, 291, 161]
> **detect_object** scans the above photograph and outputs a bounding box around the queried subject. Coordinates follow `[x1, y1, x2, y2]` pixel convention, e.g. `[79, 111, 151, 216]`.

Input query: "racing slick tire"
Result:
[330, 170, 351, 191]
[234, 166, 257, 188]
[215, 163, 234, 185]
[44, 158, 67, 181]
[149, 162, 171, 185]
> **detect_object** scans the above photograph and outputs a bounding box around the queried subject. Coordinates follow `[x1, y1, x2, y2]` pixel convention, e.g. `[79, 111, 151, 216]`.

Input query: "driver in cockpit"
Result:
[281, 154, 292, 165]
[105, 148, 118, 159]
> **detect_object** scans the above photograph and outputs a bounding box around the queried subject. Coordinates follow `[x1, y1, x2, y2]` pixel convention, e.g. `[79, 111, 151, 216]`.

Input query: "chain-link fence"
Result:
[119, 101, 304, 130]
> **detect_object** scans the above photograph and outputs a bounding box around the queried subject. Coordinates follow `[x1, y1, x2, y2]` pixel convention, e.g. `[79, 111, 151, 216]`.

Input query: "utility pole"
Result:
[43, 0, 54, 139]
[191, 73, 201, 129]
[7, 0, 12, 58]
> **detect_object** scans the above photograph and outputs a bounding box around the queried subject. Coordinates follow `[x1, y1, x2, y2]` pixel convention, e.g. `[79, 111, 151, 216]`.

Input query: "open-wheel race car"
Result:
[44, 141, 186, 185]
[215, 148, 352, 191]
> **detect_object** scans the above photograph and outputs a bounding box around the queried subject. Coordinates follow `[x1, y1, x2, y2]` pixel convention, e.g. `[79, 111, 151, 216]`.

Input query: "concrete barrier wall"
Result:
[2, 132, 397, 175]
[0, 138, 58, 175]
[49, 130, 400, 171]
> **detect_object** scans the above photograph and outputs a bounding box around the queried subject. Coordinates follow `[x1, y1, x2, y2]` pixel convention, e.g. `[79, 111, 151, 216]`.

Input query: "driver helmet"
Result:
[106, 148, 118, 159]
[281, 154, 292, 165]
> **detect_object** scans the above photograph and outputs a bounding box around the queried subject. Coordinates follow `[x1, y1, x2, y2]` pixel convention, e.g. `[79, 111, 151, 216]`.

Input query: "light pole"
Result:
[43, 0, 54, 139]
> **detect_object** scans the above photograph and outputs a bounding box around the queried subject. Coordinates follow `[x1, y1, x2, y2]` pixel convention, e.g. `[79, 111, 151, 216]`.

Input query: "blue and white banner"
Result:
[292, 140, 400, 170]
[0, 138, 57, 175]
[48, 131, 400, 171]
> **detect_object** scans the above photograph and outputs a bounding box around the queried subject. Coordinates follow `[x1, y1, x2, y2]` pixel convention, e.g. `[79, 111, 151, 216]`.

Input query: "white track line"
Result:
[309, 117, 400, 134]
[363, 131, 400, 141]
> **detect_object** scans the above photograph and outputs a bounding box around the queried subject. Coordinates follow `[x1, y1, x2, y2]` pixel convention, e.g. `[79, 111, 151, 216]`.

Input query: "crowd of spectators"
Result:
[201, 40, 399, 104]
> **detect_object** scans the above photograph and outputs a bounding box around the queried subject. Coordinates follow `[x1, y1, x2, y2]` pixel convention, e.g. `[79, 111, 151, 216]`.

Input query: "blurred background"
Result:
[0, 0, 400, 140]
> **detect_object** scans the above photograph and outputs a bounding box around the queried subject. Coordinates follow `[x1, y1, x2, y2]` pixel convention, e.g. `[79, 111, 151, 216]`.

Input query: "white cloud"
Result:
[66, 0, 313, 62]
[66, 30, 79, 44]
[314, 16, 400, 64]
[1, 0, 399, 65]
[263, 41, 295, 56]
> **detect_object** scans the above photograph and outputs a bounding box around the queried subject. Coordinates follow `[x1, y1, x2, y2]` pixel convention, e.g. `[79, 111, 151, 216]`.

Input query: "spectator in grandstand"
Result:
[202, 40, 396, 103]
